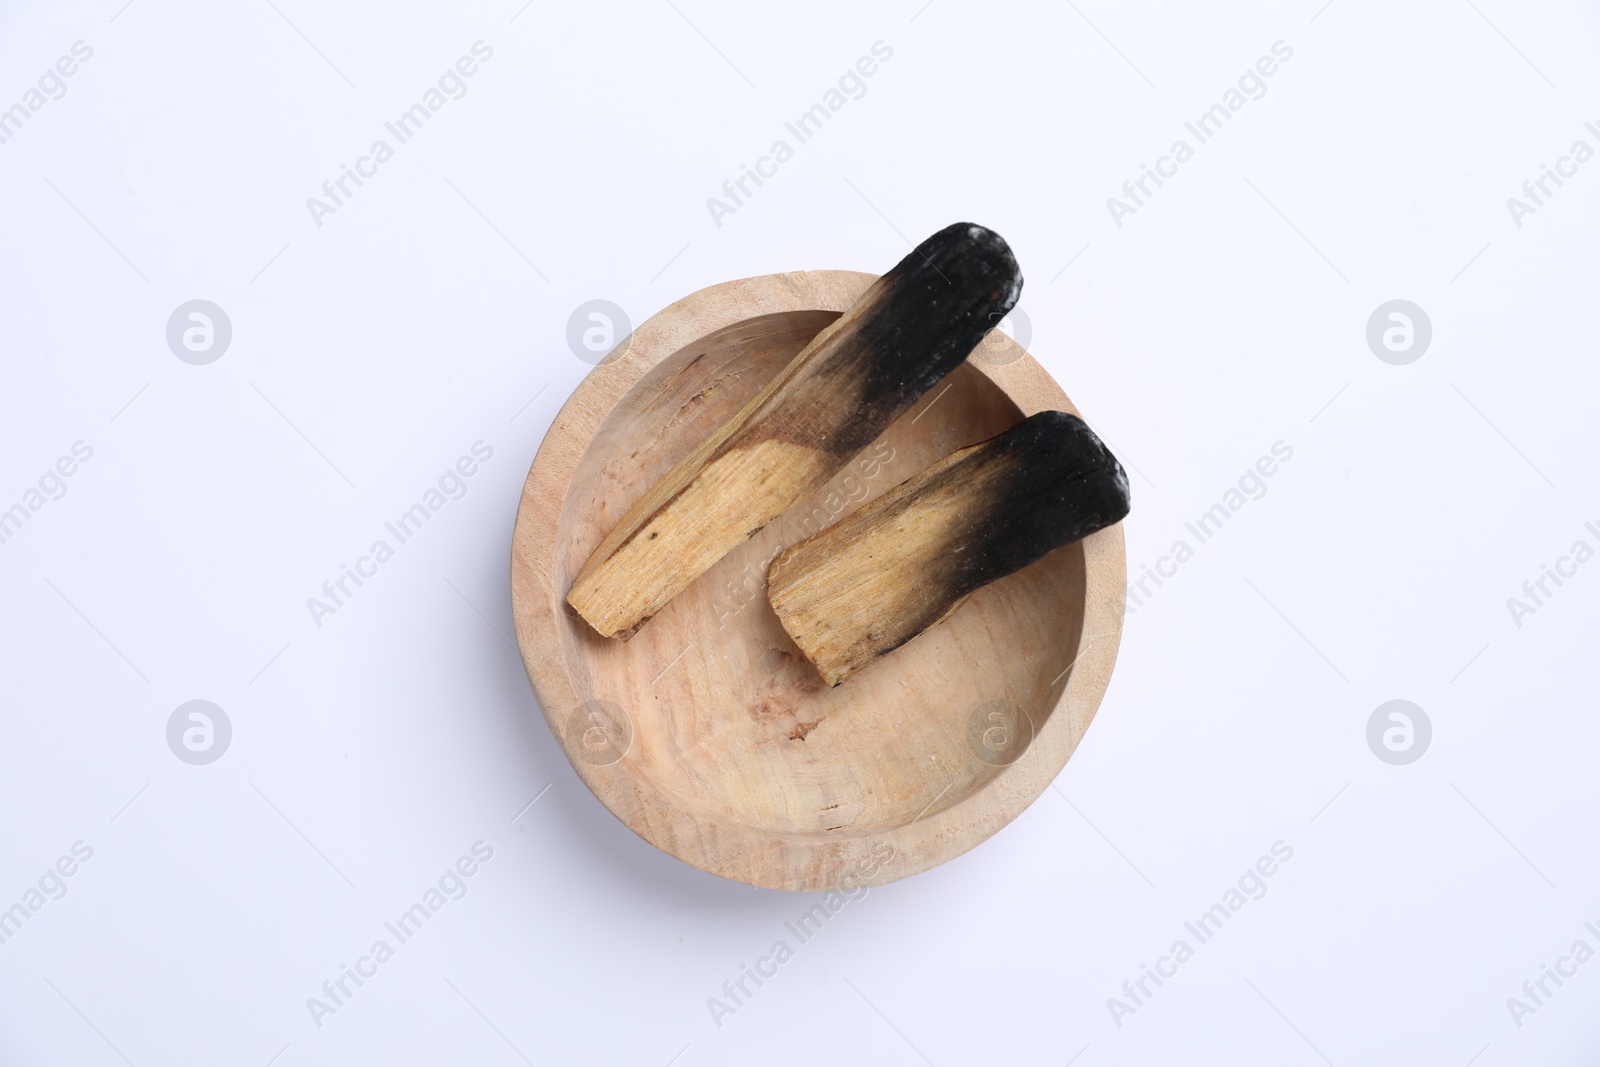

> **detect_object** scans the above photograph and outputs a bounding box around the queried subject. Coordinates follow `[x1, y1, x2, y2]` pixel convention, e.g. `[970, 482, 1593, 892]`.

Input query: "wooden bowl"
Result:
[510, 270, 1125, 892]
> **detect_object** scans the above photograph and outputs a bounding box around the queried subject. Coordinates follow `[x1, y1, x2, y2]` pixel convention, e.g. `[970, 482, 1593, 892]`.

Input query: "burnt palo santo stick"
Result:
[767, 410, 1130, 687]
[567, 222, 1022, 640]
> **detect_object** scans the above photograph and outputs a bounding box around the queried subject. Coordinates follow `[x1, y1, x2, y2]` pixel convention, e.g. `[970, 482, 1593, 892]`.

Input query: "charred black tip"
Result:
[936, 410, 1131, 600]
[904, 222, 1023, 315]
[1007, 409, 1131, 523]
[826, 224, 1024, 452]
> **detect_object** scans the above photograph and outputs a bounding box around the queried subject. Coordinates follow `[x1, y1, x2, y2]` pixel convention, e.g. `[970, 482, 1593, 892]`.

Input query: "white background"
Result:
[2, 0, 1597, 1064]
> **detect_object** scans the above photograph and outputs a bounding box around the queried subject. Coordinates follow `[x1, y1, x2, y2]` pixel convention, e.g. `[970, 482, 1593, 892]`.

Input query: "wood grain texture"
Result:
[566, 223, 1021, 640]
[768, 411, 1131, 687]
[510, 270, 1126, 891]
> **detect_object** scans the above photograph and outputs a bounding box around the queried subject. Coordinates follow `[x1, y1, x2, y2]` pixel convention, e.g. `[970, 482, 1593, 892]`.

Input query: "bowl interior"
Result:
[552, 310, 1088, 838]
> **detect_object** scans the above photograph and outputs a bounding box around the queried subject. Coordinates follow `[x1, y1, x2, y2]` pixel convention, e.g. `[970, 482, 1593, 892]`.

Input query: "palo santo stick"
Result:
[767, 410, 1130, 686]
[567, 222, 1022, 639]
